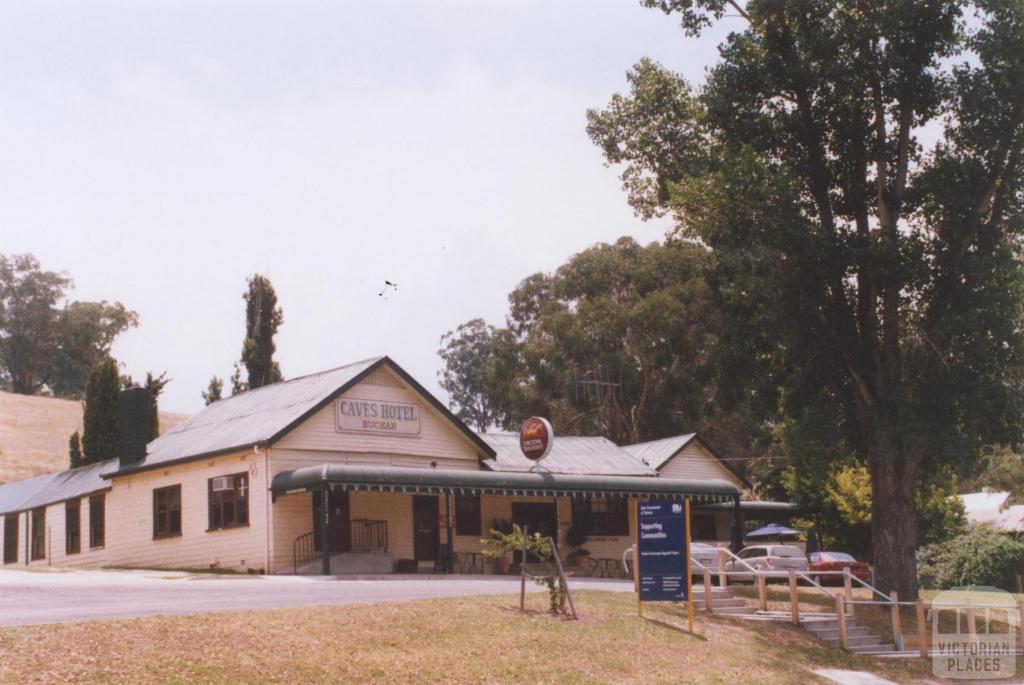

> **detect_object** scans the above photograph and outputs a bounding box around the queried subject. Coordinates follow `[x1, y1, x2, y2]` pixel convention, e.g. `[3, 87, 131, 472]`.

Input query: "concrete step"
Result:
[690, 598, 747, 609]
[820, 635, 886, 648]
[298, 551, 393, 575]
[810, 627, 871, 640]
[805, 620, 862, 633]
[849, 644, 896, 655]
[708, 605, 757, 615]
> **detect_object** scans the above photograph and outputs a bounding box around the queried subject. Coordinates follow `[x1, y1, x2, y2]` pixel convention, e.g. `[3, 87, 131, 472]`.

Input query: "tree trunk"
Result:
[869, 459, 919, 600]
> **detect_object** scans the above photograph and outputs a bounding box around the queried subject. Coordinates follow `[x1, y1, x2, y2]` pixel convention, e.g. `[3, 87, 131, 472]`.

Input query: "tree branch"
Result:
[725, 0, 752, 23]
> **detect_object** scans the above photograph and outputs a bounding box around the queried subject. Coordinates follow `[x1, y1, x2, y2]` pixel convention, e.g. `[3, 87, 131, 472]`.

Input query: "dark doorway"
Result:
[511, 502, 558, 563]
[412, 495, 439, 561]
[511, 502, 557, 538]
[692, 514, 717, 541]
[312, 489, 351, 553]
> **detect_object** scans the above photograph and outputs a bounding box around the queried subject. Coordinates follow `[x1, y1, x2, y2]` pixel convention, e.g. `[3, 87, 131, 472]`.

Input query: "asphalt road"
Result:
[0, 569, 631, 627]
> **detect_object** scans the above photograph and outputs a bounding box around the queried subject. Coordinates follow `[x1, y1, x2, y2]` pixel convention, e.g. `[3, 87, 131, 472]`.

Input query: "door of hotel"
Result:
[412, 495, 439, 561]
[312, 489, 351, 553]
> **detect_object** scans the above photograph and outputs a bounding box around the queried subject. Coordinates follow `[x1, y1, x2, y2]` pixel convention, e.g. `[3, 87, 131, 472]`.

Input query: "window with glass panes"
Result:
[454, 494, 481, 535]
[208, 473, 249, 530]
[89, 494, 105, 548]
[65, 499, 81, 554]
[571, 497, 629, 536]
[153, 485, 182, 538]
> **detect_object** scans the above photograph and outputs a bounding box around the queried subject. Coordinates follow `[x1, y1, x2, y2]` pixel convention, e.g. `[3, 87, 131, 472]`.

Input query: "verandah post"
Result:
[321, 484, 331, 576]
[444, 493, 453, 574]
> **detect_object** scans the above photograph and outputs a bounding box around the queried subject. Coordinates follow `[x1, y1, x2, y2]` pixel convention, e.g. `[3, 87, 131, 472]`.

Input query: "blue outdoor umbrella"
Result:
[745, 523, 801, 538]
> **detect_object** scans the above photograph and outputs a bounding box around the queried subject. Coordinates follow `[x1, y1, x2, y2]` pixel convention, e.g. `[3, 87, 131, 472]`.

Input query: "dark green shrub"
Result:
[917, 525, 1024, 591]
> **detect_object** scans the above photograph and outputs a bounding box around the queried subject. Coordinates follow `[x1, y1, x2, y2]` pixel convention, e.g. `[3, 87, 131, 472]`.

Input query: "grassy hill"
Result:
[0, 391, 189, 485]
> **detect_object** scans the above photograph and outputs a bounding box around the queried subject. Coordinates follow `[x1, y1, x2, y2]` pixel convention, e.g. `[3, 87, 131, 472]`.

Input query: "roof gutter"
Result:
[100, 441, 270, 480]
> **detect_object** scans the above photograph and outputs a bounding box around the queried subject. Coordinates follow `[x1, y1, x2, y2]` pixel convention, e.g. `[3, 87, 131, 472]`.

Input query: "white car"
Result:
[689, 542, 726, 574]
[725, 544, 808, 581]
[622, 542, 726, 577]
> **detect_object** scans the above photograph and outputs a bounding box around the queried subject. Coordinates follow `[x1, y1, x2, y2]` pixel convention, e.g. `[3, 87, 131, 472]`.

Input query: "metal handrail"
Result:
[848, 572, 893, 602]
[711, 546, 761, 575]
[351, 519, 388, 553]
[293, 530, 318, 574]
[793, 570, 838, 598]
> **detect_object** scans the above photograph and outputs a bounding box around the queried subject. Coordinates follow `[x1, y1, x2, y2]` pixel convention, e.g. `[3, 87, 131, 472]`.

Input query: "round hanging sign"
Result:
[519, 416, 554, 461]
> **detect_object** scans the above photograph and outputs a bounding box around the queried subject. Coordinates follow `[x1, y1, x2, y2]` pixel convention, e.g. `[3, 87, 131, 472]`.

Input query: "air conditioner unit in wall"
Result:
[212, 476, 233, 492]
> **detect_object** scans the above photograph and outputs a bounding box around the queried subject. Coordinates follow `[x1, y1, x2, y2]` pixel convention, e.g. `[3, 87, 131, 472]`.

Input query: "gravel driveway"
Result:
[0, 569, 631, 627]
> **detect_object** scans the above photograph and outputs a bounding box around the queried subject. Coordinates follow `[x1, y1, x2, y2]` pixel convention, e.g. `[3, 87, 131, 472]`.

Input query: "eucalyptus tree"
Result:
[588, 0, 1024, 597]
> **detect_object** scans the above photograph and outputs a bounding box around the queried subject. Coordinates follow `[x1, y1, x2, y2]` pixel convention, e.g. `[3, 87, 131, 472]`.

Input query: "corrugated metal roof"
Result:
[621, 434, 697, 470]
[271, 463, 740, 502]
[12, 459, 114, 513]
[477, 432, 656, 476]
[0, 471, 57, 515]
[104, 357, 386, 477]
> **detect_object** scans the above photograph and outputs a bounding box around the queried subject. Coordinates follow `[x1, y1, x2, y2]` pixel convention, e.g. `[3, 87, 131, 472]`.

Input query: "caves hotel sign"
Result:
[336, 397, 421, 436]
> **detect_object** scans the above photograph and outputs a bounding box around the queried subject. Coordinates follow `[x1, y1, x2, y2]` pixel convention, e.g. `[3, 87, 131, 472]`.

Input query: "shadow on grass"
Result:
[641, 616, 708, 640]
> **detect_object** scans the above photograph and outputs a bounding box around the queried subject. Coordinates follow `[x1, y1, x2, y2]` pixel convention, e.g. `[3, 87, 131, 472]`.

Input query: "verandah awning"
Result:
[270, 463, 740, 504]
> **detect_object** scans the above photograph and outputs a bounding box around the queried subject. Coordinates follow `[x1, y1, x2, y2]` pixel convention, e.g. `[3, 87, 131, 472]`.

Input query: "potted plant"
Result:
[565, 521, 591, 569]
[482, 518, 516, 574]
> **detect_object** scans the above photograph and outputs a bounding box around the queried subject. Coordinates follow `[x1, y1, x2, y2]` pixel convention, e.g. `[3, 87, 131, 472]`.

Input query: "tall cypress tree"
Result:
[68, 431, 82, 469]
[143, 371, 169, 442]
[202, 376, 223, 405]
[240, 274, 283, 389]
[82, 358, 120, 464]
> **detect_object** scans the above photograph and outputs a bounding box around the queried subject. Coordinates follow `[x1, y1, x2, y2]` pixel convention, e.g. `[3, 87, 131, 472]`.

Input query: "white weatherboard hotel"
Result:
[0, 356, 792, 576]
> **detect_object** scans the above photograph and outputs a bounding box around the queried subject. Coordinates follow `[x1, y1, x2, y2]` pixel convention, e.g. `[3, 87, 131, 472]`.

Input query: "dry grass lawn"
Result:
[0, 391, 188, 484]
[0, 590, 940, 684]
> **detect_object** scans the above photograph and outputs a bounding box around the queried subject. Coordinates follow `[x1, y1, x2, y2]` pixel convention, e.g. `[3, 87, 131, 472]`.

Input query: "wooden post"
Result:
[1018, 600, 1024, 642]
[836, 595, 848, 649]
[703, 568, 714, 613]
[843, 567, 854, 619]
[631, 499, 642, 617]
[890, 591, 903, 651]
[967, 601, 977, 647]
[519, 525, 528, 612]
[718, 549, 728, 588]
[788, 568, 799, 625]
[548, 536, 577, 620]
[916, 598, 928, 658]
[757, 573, 768, 612]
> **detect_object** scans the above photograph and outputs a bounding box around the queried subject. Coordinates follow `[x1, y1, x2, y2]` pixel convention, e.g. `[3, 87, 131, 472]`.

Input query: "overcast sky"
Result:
[0, 1, 733, 414]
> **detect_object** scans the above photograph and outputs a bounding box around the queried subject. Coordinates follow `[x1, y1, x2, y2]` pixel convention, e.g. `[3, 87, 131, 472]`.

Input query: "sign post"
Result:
[685, 498, 693, 633]
[635, 498, 691, 629]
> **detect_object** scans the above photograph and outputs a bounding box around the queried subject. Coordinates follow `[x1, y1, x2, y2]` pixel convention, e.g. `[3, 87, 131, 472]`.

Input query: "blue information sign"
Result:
[637, 500, 689, 602]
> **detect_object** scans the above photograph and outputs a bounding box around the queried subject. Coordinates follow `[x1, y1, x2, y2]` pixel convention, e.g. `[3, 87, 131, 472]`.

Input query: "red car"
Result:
[808, 552, 871, 584]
